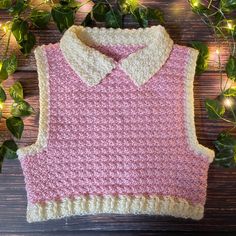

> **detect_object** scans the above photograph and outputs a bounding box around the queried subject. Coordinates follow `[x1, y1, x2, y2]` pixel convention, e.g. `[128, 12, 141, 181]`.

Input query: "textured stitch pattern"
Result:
[18, 26, 214, 222]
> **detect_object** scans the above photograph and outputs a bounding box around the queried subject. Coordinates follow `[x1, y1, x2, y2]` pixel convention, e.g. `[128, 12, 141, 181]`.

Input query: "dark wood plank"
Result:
[0, 0, 236, 234]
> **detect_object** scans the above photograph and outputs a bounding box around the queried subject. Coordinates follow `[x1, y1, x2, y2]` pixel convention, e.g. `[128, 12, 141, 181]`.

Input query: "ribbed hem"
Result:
[27, 195, 204, 222]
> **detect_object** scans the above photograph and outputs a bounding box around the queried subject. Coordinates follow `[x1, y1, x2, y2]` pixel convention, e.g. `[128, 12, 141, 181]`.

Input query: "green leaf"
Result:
[11, 100, 34, 117]
[12, 19, 35, 55]
[189, 0, 211, 14]
[11, 18, 29, 42]
[190, 41, 209, 75]
[92, 2, 110, 22]
[9, 0, 27, 15]
[6, 116, 24, 139]
[81, 13, 96, 27]
[0, 139, 18, 173]
[226, 55, 236, 81]
[0, 0, 12, 9]
[220, 0, 236, 12]
[30, 10, 51, 28]
[3, 55, 17, 75]
[59, 0, 78, 7]
[105, 9, 122, 28]
[214, 11, 224, 26]
[214, 132, 236, 167]
[19, 32, 36, 55]
[9, 81, 23, 101]
[223, 87, 236, 97]
[119, 0, 139, 14]
[51, 5, 75, 32]
[205, 98, 225, 119]
[147, 8, 164, 23]
[0, 86, 6, 103]
[0, 140, 18, 160]
[132, 7, 149, 27]
[0, 62, 8, 82]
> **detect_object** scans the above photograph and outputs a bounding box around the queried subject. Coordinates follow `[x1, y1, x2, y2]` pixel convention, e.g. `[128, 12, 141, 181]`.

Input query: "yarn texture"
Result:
[18, 25, 215, 222]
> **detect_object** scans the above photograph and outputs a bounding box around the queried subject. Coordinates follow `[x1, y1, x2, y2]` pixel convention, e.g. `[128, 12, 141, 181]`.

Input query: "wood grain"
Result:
[0, 0, 236, 234]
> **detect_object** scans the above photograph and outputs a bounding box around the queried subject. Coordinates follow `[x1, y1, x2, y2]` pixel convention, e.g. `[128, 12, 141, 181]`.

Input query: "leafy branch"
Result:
[189, 0, 236, 167]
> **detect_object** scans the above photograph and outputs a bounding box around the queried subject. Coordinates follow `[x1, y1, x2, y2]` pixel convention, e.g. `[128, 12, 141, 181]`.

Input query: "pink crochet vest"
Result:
[18, 25, 214, 222]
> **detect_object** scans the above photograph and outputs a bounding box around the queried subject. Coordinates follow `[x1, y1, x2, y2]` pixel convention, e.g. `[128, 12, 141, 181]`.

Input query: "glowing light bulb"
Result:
[0, 102, 4, 110]
[2, 25, 8, 33]
[216, 48, 220, 55]
[224, 98, 234, 107]
[227, 21, 233, 30]
[192, 0, 199, 7]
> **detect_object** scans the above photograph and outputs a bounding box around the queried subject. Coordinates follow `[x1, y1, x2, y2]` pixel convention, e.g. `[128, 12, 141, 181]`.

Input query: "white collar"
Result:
[59, 25, 174, 86]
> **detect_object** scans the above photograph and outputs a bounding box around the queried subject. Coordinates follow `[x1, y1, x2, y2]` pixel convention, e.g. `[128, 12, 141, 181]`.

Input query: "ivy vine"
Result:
[189, 0, 236, 167]
[0, 0, 163, 172]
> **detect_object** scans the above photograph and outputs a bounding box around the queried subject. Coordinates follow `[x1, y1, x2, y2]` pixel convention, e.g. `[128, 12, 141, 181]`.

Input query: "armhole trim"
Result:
[184, 48, 215, 163]
[17, 45, 50, 160]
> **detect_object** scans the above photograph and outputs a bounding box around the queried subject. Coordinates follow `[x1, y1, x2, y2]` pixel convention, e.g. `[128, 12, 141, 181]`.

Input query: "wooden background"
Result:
[0, 0, 236, 235]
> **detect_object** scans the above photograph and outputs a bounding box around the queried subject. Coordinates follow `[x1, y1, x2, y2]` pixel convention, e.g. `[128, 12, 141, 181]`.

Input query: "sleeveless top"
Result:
[17, 25, 215, 223]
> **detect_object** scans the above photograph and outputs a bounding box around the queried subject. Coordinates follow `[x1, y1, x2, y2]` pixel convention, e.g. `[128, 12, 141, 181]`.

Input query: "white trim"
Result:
[59, 25, 174, 86]
[26, 194, 204, 223]
[17, 46, 50, 160]
[60, 27, 117, 86]
[184, 48, 215, 163]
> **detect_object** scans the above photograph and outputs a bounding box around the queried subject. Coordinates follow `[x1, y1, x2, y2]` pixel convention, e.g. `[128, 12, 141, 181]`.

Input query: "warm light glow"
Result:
[227, 21, 234, 30]
[224, 98, 234, 107]
[216, 48, 220, 55]
[0, 102, 3, 110]
[126, 0, 139, 7]
[190, 0, 199, 7]
[2, 25, 8, 33]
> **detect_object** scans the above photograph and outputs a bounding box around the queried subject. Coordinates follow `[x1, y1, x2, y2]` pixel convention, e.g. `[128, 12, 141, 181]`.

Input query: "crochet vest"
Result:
[18, 25, 215, 223]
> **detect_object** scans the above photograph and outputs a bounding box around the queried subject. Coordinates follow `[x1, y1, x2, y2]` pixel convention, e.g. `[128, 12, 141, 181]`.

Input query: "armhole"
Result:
[17, 45, 50, 160]
[184, 47, 215, 163]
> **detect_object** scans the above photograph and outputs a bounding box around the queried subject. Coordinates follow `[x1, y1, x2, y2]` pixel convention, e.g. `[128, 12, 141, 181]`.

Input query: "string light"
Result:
[223, 98, 234, 108]
[0, 22, 10, 33]
[0, 102, 3, 110]
[2, 25, 8, 33]
[216, 48, 220, 55]
[192, 0, 199, 7]
[190, 0, 199, 7]
[227, 21, 234, 30]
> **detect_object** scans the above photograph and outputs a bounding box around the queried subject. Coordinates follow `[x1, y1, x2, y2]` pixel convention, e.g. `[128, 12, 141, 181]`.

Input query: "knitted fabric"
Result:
[18, 25, 215, 223]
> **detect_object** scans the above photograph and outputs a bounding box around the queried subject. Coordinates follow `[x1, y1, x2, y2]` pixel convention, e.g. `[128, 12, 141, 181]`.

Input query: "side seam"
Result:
[17, 45, 50, 160]
[184, 47, 215, 163]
